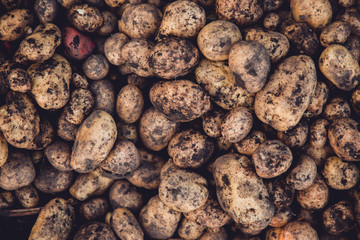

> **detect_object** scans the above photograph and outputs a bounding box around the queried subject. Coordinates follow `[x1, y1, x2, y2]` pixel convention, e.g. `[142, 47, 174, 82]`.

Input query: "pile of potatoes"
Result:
[1, 0, 360, 239]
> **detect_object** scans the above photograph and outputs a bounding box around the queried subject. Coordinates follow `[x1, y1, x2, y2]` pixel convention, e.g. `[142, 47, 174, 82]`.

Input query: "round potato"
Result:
[266, 179, 295, 207]
[104, 33, 129, 66]
[14, 185, 39, 208]
[83, 54, 109, 80]
[263, 12, 281, 30]
[34, 163, 73, 193]
[323, 97, 351, 121]
[296, 174, 329, 210]
[323, 201, 355, 235]
[277, 119, 308, 148]
[178, 218, 205, 240]
[286, 155, 317, 190]
[202, 110, 224, 138]
[266, 227, 282, 240]
[320, 21, 351, 47]
[234, 130, 266, 156]
[71, 73, 88, 89]
[109, 180, 143, 211]
[97, 11, 116, 36]
[116, 84, 144, 124]
[68, 4, 103, 32]
[7, 68, 31, 93]
[221, 107, 253, 143]
[0, 9, 33, 41]
[80, 198, 109, 221]
[280, 221, 319, 240]
[111, 208, 144, 240]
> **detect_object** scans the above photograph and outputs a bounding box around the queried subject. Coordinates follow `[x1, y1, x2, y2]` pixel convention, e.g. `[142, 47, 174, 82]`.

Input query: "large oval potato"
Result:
[116, 84, 144, 124]
[0, 9, 34, 41]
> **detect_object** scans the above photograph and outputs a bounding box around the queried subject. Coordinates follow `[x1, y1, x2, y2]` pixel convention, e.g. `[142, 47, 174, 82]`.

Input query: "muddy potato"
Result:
[323, 97, 351, 121]
[73, 222, 117, 240]
[263, 13, 281, 30]
[255, 55, 317, 131]
[64, 88, 94, 125]
[178, 218, 205, 240]
[263, 0, 284, 11]
[200, 228, 228, 240]
[7, 68, 31, 93]
[221, 107, 253, 143]
[119, 3, 161, 39]
[71, 73, 88, 89]
[0, 191, 15, 209]
[344, 35, 360, 61]
[150, 38, 199, 79]
[216, 0, 263, 26]
[97, 11, 116, 36]
[117, 123, 138, 143]
[320, 21, 351, 47]
[197, 20, 241, 61]
[139, 196, 181, 239]
[234, 131, 266, 156]
[80, 198, 109, 221]
[26, 118, 54, 150]
[296, 174, 329, 210]
[266, 227, 282, 240]
[111, 208, 144, 240]
[286, 155, 317, 190]
[120, 39, 154, 77]
[253, 140, 293, 178]
[269, 206, 292, 227]
[109, 180, 143, 211]
[213, 153, 275, 232]
[195, 59, 255, 110]
[28, 54, 71, 110]
[34, 163, 73, 193]
[277, 119, 308, 148]
[57, 110, 79, 141]
[168, 129, 214, 168]
[0, 0, 21, 9]
[323, 201, 355, 235]
[309, 119, 329, 149]
[352, 87, 360, 115]
[57, 0, 81, 8]
[0, 132, 8, 167]
[90, 79, 115, 114]
[280, 221, 319, 240]
[127, 74, 147, 89]
[337, 7, 360, 36]
[34, 0, 58, 23]
[14, 185, 39, 208]
[322, 156, 359, 190]
[328, 117, 360, 161]
[14, 23, 61, 64]
[202, 110, 224, 138]
[150, 80, 211, 122]
[68, 4, 103, 32]
[104, 33, 129, 66]
[104, 0, 126, 7]
[339, 0, 355, 7]
[229, 41, 271, 93]
[304, 81, 329, 118]
[303, 143, 333, 166]
[139, 107, 179, 151]
[83, 54, 109, 80]
[29, 198, 75, 240]
[0, 9, 33, 41]
[266, 179, 294, 207]
[30, 150, 44, 164]
[62, 27, 95, 61]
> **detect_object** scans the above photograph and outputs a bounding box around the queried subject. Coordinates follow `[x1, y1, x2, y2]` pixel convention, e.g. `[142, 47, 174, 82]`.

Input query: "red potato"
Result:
[62, 27, 95, 60]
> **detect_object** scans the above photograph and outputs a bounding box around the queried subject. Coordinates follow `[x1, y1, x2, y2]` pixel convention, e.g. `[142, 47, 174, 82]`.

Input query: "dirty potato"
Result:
[116, 84, 144, 124]
[14, 185, 39, 208]
[0, 131, 8, 167]
[178, 218, 205, 240]
[202, 110, 224, 138]
[57, 111, 79, 141]
[323, 201, 355, 235]
[286, 155, 317, 190]
[89, 79, 115, 114]
[304, 81, 329, 118]
[96, 11, 116, 36]
[68, 4, 103, 32]
[0, 191, 15, 209]
[263, 13, 281, 30]
[320, 21, 351, 47]
[309, 119, 329, 149]
[266, 179, 295, 207]
[64, 88, 94, 125]
[323, 97, 351, 121]
[234, 130, 266, 156]
[34, 163, 73, 193]
[83, 54, 109, 80]
[277, 119, 308, 148]
[73, 222, 117, 240]
[296, 174, 329, 210]
[34, 0, 58, 23]
[109, 180, 143, 211]
[0, 9, 33, 41]
[7, 68, 31, 93]
[80, 198, 109, 221]
[221, 107, 253, 143]
[269, 206, 292, 228]
[104, 33, 129, 66]
[111, 208, 144, 240]
[344, 35, 360, 61]
[280, 221, 319, 240]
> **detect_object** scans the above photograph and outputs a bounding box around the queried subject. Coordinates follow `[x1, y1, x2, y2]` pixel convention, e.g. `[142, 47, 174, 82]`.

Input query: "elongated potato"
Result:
[116, 84, 144, 124]
[111, 208, 144, 240]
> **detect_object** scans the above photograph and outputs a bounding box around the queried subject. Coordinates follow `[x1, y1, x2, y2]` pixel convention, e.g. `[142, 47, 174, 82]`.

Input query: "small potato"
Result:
[319, 44, 360, 91]
[323, 97, 351, 121]
[178, 218, 205, 240]
[28, 54, 72, 110]
[296, 174, 329, 210]
[62, 27, 95, 60]
[29, 198, 75, 240]
[0, 191, 15, 209]
[221, 107, 253, 143]
[320, 21, 351, 47]
[0, 131, 8, 167]
[277, 119, 308, 148]
[57, 0, 81, 8]
[127, 74, 147, 89]
[34, 0, 58, 23]
[109, 180, 143, 211]
[253, 140, 293, 178]
[168, 129, 214, 168]
[200, 228, 228, 240]
[139, 107, 179, 151]
[83, 54, 109, 80]
[117, 123, 138, 143]
[104, 33, 129, 66]
[90, 79, 115, 113]
[0, 151, 35, 191]
[150, 80, 211, 122]
[139, 196, 181, 239]
[280, 221, 319, 240]
[202, 110, 224, 138]
[263, 0, 284, 11]
[263, 13, 281, 30]
[57, 110, 79, 141]
[304, 81, 329, 118]
[266, 227, 282, 240]
[269, 206, 292, 227]
[34, 163, 73, 193]
[309, 119, 329, 149]
[234, 130, 266, 156]
[266, 179, 295, 207]
[73, 222, 117, 240]
[323, 201, 355, 235]
[104, 0, 126, 7]
[286, 155, 317, 190]
[71, 73, 88, 89]
[80, 198, 109, 221]
[229, 41, 271, 93]
[119, 3, 162, 39]
[197, 20, 242, 61]
[30, 150, 44, 164]
[111, 208, 144, 240]
[0, 9, 33, 41]
[216, 0, 263, 26]
[14, 185, 39, 208]
[7, 68, 31, 93]
[322, 156, 359, 190]
[337, 8, 360, 36]
[151, 38, 199, 79]
[68, 4, 103, 32]
[97, 11, 116, 36]
[339, 0, 355, 7]
[303, 143, 334, 166]
[344, 35, 360, 61]
[64, 88, 94, 125]
[215, 136, 233, 152]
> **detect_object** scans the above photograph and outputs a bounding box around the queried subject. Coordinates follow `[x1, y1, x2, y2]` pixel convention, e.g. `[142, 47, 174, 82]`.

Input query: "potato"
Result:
[266, 179, 295, 207]
[30, 150, 44, 164]
[0, 191, 15, 209]
[269, 206, 292, 227]
[109, 180, 143, 211]
[62, 27, 95, 60]
[90, 79, 115, 114]
[34, 0, 58, 23]
[265, 227, 282, 240]
[213, 153, 275, 232]
[57, 0, 80, 9]
[127, 74, 147, 89]
[178, 218, 205, 240]
[57, 110, 79, 141]
[68, 4, 103, 32]
[111, 208, 144, 240]
[104, 0, 126, 7]
[195, 59, 255, 110]
[337, 8, 360, 36]
[0, 131, 8, 167]
[277, 119, 308, 148]
[1, 0, 21, 10]
[29, 198, 75, 240]
[14, 23, 61, 64]
[319, 44, 360, 91]
[139, 107, 179, 151]
[263, 0, 284, 11]
[73, 222, 117, 240]
[63, 88, 94, 125]
[139, 196, 181, 239]
[320, 21, 351, 47]
[229, 41, 271, 93]
[117, 123, 138, 143]
[199, 228, 228, 240]
[323, 201, 355, 235]
[80, 198, 109, 221]
[216, 0, 263, 26]
[71, 73, 88, 89]
[0, 9, 33, 41]
[28, 54, 71, 110]
[244, 28, 290, 64]
[309, 119, 329, 149]
[263, 13, 281, 30]
[303, 143, 334, 166]
[26, 118, 54, 150]
[322, 156, 359, 190]
[104, 33, 129, 66]
[344, 35, 360, 61]
[202, 110, 224, 138]
[83, 54, 109, 80]
[158, 0, 205, 39]
[119, 3, 161, 39]
[280, 221, 318, 240]
[339, 0, 355, 7]
[296, 174, 329, 210]
[350, 187, 360, 225]
[197, 20, 241, 61]
[253, 140, 293, 178]
[168, 129, 214, 168]
[14, 185, 39, 208]
[323, 97, 351, 121]
[97, 11, 116, 36]
[254, 55, 317, 131]
[7, 68, 31, 93]
[234, 130, 266, 156]
[286, 155, 317, 190]
[328, 117, 360, 161]
[221, 107, 253, 143]
[304, 81, 329, 118]
[150, 37, 199, 79]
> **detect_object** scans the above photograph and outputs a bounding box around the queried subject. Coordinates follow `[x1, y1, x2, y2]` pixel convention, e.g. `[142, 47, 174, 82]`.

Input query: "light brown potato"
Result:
[304, 81, 329, 118]
[104, 33, 129, 66]
[269, 206, 292, 227]
[296, 174, 329, 210]
[266, 227, 282, 240]
[80, 198, 109, 221]
[57, 0, 81, 8]
[158, 0, 205, 39]
[7, 68, 31, 93]
[57, 110, 79, 141]
[323, 201, 355, 235]
[199, 228, 228, 240]
[0, 9, 33, 41]
[127, 74, 147, 89]
[286, 155, 317, 190]
[117, 123, 138, 143]
[266, 179, 295, 207]
[234, 130, 266, 156]
[14, 185, 39, 208]
[90, 79, 115, 114]
[277, 119, 308, 148]
[0, 191, 15, 209]
[29, 198, 75, 240]
[73, 222, 117, 240]
[71, 110, 117, 173]
[263, 12, 281, 30]
[254, 55, 317, 131]
[215, 135, 233, 152]
[197, 20, 242, 61]
[26, 118, 54, 150]
[116, 85, 143, 124]
[337, 7, 360, 36]
[178, 218, 205, 240]
[83, 54, 109, 80]
[323, 97, 351, 121]
[351, 87, 360, 115]
[221, 107, 253, 143]
[213, 153, 274, 232]
[104, 0, 126, 7]
[320, 21, 351, 47]
[309, 119, 329, 149]
[64, 88, 94, 125]
[229, 41, 271, 93]
[96, 11, 116, 36]
[202, 110, 224, 138]
[0, 131, 8, 167]
[111, 208, 144, 240]
[109, 180, 143, 211]
[68, 4, 103, 32]
[139, 196, 181, 239]
[303, 143, 334, 166]
[280, 221, 319, 240]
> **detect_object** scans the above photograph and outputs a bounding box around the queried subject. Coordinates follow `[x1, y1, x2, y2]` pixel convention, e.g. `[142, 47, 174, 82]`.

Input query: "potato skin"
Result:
[64, 88, 94, 125]
[0, 9, 33, 41]
[202, 110, 224, 138]
[62, 27, 95, 60]
[57, 110, 78, 141]
[34, 0, 58, 23]
[320, 21, 351, 47]
[221, 107, 253, 143]
[266, 179, 294, 207]
[83, 54, 109, 80]
[71, 110, 117, 173]
[323, 201, 355, 235]
[234, 130, 266, 156]
[280, 221, 319, 240]
[277, 119, 308, 148]
[178, 218, 205, 240]
[7, 68, 31, 93]
[323, 97, 351, 121]
[309, 119, 329, 149]
[104, 33, 129, 66]
[68, 4, 103, 32]
[14, 185, 39, 208]
[286, 155, 317, 190]
[296, 175, 329, 210]
[90, 79, 115, 114]
[116, 84, 144, 124]
[254, 55, 317, 131]
[0, 191, 16, 209]
[29, 198, 75, 240]
[80, 198, 109, 221]
[304, 81, 329, 118]
[111, 208, 144, 240]
[150, 80, 211, 122]
[109, 180, 143, 211]
[73, 222, 117, 240]
[97, 11, 116, 36]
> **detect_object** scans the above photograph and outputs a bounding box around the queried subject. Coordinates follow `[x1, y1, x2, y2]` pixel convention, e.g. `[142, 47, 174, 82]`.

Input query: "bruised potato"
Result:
[0, 9, 33, 41]
[116, 84, 144, 124]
